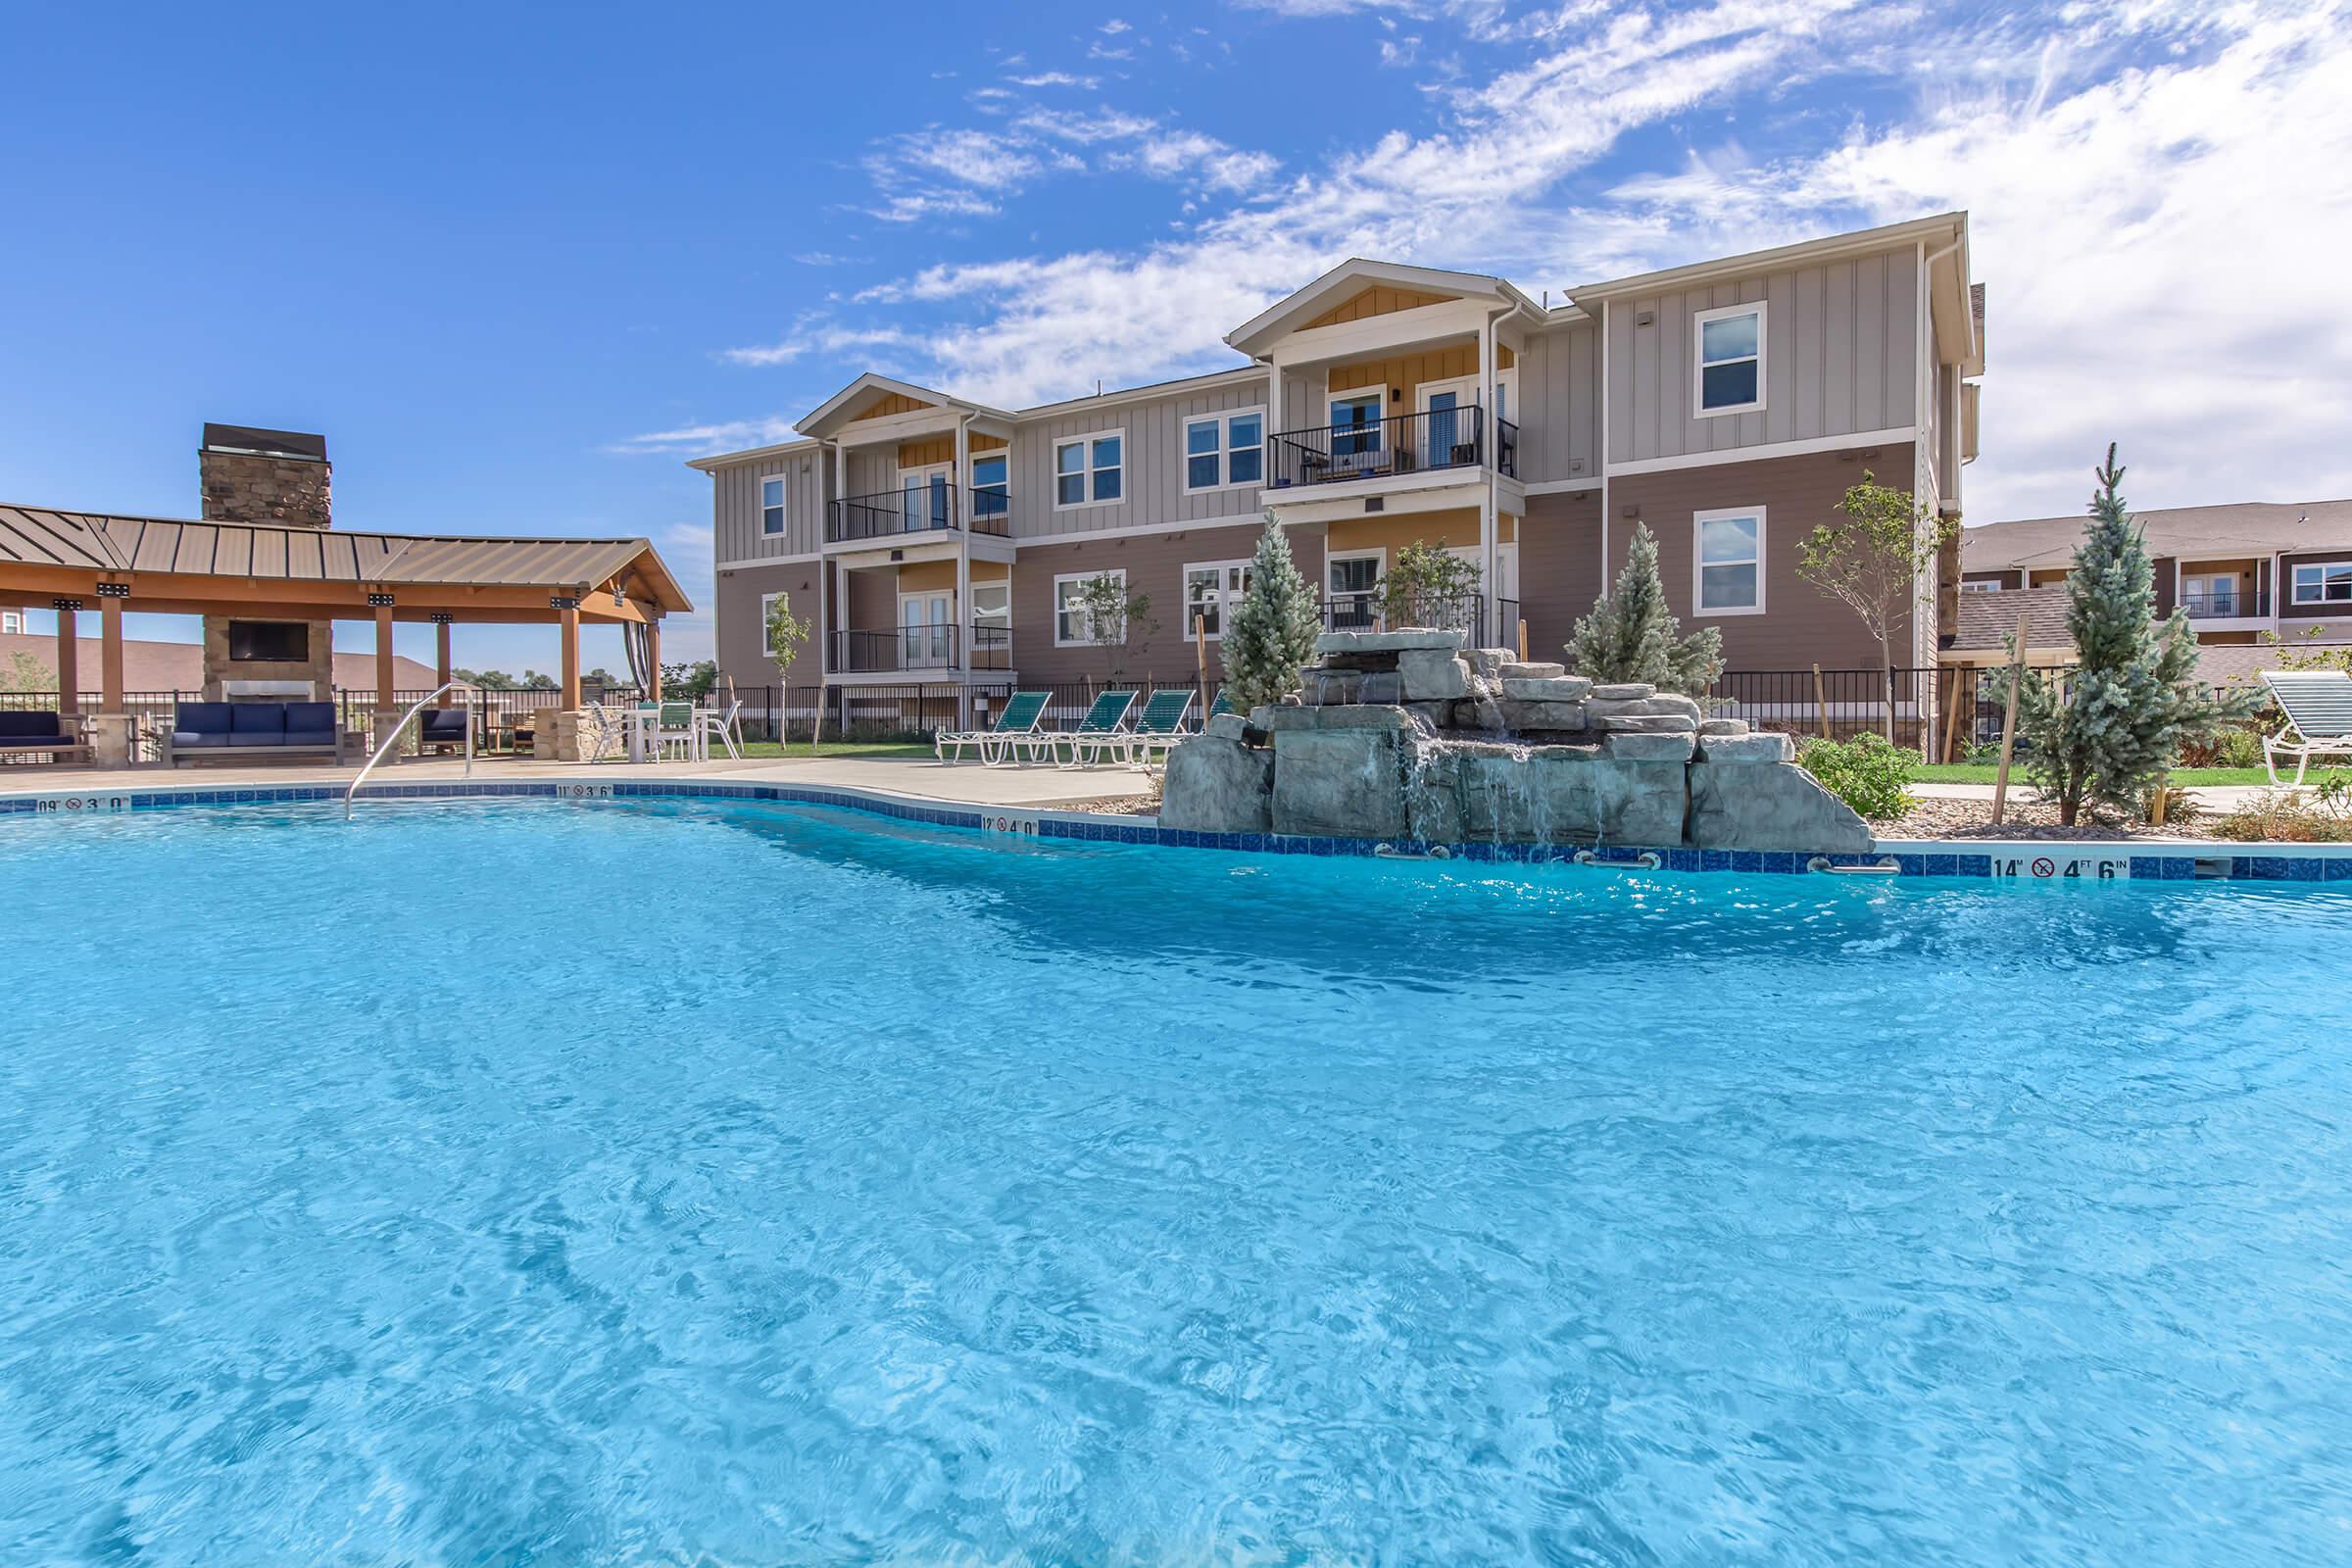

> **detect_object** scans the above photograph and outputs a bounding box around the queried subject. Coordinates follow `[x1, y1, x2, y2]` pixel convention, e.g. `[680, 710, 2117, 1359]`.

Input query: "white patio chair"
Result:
[696, 699, 744, 761]
[2259, 669, 2352, 786]
[655, 700, 700, 761]
[578, 704, 625, 763]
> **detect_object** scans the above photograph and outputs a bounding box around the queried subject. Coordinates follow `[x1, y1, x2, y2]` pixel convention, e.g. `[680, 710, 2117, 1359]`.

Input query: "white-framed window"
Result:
[759, 475, 787, 535]
[2291, 563, 2352, 606]
[1327, 389, 1385, 458]
[971, 452, 1009, 524]
[1182, 560, 1252, 640]
[971, 580, 1010, 629]
[1183, 408, 1266, 493]
[1054, 568, 1125, 646]
[0, 610, 22, 634]
[1693, 506, 1765, 615]
[1054, 431, 1124, 509]
[1326, 549, 1384, 631]
[1693, 301, 1764, 417]
[759, 592, 794, 660]
[1958, 579, 2004, 594]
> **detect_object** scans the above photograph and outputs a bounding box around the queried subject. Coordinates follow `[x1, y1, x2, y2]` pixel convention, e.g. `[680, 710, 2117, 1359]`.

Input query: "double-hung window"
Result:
[760, 475, 787, 535]
[1184, 409, 1265, 492]
[971, 453, 1009, 523]
[1183, 561, 1251, 640]
[2292, 563, 2352, 606]
[1054, 433, 1123, 508]
[1694, 507, 1764, 614]
[1694, 302, 1764, 416]
[1054, 569, 1124, 646]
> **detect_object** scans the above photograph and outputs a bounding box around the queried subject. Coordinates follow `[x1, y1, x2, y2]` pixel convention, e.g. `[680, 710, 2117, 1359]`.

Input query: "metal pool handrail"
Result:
[345, 682, 470, 818]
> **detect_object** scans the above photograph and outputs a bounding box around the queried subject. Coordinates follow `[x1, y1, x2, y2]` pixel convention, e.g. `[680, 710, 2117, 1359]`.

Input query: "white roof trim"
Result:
[685, 437, 820, 472]
[1225, 258, 1543, 356]
[1569, 213, 1967, 303]
[796, 371, 1015, 437]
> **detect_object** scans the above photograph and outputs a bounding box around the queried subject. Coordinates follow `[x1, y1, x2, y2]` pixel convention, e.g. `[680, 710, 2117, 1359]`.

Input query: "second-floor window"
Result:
[972, 453, 1009, 521]
[1055, 433, 1123, 508]
[760, 476, 786, 535]
[1694, 507, 1764, 613]
[1184, 410, 1266, 492]
[2292, 563, 2352, 606]
[1694, 302, 1764, 416]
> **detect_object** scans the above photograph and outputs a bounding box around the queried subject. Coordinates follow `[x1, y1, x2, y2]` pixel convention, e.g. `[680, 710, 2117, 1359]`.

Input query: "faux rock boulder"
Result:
[1159, 733, 1273, 834]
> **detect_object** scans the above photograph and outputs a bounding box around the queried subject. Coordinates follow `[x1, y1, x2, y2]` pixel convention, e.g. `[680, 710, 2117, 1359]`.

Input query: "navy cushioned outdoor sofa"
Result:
[165, 701, 350, 766]
[0, 710, 92, 765]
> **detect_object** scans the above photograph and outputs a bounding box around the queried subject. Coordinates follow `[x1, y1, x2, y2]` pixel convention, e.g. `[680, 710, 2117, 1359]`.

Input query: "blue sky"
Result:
[5, 0, 2348, 667]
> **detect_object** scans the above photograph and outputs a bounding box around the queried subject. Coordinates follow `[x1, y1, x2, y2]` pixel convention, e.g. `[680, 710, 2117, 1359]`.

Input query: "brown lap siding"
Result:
[714, 561, 826, 687]
[1519, 489, 1603, 658]
[1010, 521, 1324, 685]
[1608, 444, 1916, 671]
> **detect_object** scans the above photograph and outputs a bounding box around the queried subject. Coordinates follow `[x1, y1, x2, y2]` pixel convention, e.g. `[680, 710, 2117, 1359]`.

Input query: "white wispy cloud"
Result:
[611, 416, 802, 456]
[658, 0, 2352, 527]
[719, 323, 919, 368]
[1010, 71, 1100, 88]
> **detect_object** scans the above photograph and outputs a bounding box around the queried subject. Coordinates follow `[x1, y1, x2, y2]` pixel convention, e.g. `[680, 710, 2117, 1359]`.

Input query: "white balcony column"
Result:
[834, 560, 851, 676]
[954, 414, 973, 730]
[1479, 311, 1502, 648]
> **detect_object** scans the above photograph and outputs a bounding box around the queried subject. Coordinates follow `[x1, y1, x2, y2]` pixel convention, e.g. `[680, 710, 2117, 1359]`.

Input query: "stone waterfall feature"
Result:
[1160, 630, 1874, 854]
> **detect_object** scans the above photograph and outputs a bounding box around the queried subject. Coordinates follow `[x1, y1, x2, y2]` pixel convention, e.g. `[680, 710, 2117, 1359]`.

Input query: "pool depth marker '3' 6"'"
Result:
[345, 681, 471, 818]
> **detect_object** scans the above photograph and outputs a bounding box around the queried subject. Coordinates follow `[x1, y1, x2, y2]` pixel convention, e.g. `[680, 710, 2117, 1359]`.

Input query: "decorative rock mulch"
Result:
[1881, 795, 2226, 841]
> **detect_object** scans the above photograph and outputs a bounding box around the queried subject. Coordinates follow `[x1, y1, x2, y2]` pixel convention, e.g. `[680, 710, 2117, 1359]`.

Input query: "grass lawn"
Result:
[734, 739, 937, 760]
[1913, 762, 2278, 787]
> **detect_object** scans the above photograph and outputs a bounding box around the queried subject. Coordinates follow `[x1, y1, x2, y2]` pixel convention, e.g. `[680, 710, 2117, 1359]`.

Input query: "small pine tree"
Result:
[1567, 523, 1724, 695]
[1995, 445, 2256, 823]
[1221, 514, 1321, 712]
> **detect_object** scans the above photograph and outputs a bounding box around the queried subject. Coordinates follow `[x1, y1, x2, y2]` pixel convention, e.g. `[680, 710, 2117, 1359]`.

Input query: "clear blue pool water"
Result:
[2, 799, 2349, 1565]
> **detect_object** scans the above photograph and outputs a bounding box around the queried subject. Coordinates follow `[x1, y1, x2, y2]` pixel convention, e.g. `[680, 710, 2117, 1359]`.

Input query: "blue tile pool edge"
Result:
[3, 778, 2348, 884]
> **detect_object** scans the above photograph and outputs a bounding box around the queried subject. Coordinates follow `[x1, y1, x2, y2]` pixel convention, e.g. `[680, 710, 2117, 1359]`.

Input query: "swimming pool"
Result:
[2, 797, 2347, 1564]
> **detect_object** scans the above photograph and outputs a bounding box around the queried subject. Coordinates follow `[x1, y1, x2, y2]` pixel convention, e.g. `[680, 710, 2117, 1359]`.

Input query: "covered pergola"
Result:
[0, 505, 692, 765]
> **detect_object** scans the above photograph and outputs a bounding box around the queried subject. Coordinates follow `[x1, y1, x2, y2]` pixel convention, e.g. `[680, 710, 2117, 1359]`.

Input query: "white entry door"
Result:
[900, 592, 952, 668]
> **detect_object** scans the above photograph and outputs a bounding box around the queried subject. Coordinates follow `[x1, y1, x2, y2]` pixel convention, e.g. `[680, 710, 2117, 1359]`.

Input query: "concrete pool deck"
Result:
[0, 752, 1162, 810]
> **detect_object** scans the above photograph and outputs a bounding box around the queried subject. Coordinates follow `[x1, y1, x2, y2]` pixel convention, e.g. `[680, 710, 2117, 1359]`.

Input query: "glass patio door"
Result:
[900, 466, 952, 531]
[901, 593, 951, 667]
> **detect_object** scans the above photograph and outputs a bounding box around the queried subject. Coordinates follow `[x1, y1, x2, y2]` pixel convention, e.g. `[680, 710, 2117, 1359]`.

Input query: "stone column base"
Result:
[372, 708, 410, 760]
[540, 709, 587, 762]
[88, 712, 138, 768]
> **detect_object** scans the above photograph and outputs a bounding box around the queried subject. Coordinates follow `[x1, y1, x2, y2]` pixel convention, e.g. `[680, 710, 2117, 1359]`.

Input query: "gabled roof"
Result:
[1949, 584, 2073, 654]
[1224, 258, 1544, 358]
[0, 505, 692, 612]
[794, 372, 1015, 440]
[1962, 499, 2352, 572]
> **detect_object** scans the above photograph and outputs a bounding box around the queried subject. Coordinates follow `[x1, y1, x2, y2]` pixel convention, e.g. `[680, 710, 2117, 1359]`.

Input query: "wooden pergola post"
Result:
[646, 616, 662, 701]
[557, 595, 581, 710]
[52, 598, 80, 716]
[432, 613, 454, 706]
[90, 582, 132, 766]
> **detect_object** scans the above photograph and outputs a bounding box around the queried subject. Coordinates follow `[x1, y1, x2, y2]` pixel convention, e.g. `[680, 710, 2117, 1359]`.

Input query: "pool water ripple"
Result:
[1, 799, 2348, 1564]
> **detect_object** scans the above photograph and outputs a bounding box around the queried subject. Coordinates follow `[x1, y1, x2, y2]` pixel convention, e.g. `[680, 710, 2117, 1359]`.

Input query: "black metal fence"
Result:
[825, 486, 1013, 544]
[1702, 666, 2080, 755]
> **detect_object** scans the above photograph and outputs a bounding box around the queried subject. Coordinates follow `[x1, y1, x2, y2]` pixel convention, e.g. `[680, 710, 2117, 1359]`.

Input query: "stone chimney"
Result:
[199, 424, 338, 701]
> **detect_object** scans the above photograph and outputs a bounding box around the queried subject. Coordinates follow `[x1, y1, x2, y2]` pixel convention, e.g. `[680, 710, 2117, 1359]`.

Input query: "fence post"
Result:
[1886, 666, 1898, 745]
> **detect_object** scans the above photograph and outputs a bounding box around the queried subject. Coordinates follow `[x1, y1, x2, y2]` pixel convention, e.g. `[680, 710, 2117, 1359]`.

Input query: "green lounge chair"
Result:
[936, 690, 1050, 765]
[1207, 691, 1234, 720]
[1053, 689, 1141, 769]
[1124, 688, 1198, 767]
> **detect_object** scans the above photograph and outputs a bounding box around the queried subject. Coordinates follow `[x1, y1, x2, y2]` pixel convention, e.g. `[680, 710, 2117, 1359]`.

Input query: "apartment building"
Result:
[700, 214, 1984, 702]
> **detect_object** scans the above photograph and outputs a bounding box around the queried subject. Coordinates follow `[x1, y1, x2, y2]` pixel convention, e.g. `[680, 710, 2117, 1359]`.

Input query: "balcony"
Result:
[1268, 405, 1517, 491]
[2181, 587, 2270, 619]
[825, 486, 1012, 546]
[1320, 590, 1509, 642]
[830, 623, 1012, 674]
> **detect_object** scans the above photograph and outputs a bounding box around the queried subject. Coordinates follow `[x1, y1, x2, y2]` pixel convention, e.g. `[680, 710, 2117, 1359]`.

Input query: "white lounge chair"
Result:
[2259, 669, 2352, 786]
[937, 691, 1052, 766]
[1055, 689, 1141, 769]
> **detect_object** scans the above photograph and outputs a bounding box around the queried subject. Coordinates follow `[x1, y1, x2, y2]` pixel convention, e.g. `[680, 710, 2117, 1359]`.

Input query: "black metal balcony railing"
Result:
[829, 624, 1012, 674]
[1319, 591, 1487, 638]
[1267, 404, 1516, 489]
[825, 486, 1014, 545]
[2180, 587, 2269, 618]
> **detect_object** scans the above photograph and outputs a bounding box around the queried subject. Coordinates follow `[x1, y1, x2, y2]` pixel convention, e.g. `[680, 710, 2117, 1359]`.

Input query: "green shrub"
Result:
[2213, 773, 2352, 841]
[2176, 723, 2265, 770]
[1797, 732, 1917, 821]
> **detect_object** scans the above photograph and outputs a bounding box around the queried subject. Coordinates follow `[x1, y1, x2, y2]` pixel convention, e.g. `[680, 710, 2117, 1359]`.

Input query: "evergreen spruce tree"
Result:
[1566, 523, 1725, 695]
[1221, 513, 1322, 713]
[1998, 445, 2255, 823]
